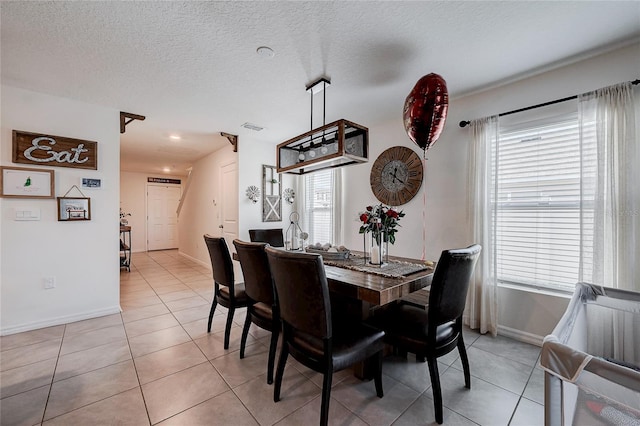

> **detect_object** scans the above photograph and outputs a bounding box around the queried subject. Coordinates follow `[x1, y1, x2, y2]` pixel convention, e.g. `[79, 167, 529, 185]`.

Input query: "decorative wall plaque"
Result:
[13, 130, 98, 170]
[262, 165, 281, 222]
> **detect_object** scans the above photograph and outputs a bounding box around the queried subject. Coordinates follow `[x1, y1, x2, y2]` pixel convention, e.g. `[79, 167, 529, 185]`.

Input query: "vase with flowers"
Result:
[358, 204, 405, 265]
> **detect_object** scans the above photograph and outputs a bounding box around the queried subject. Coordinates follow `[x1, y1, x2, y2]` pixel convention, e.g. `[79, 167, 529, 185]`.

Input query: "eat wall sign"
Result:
[13, 130, 98, 170]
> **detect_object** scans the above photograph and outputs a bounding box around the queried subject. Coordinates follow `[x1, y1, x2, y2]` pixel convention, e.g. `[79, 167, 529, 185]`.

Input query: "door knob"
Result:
[218, 225, 223, 229]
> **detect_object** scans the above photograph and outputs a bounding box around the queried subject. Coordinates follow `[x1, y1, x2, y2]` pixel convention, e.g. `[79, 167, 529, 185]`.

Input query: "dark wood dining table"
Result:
[322, 253, 434, 379]
[233, 249, 435, 378]
[324, 253, 434, 307]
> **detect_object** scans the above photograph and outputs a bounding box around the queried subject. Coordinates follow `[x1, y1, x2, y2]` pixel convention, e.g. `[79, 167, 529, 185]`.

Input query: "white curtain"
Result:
[331, 168, 343, 246]
[578, 82, 639, 291]
[465, 116, 499, 336]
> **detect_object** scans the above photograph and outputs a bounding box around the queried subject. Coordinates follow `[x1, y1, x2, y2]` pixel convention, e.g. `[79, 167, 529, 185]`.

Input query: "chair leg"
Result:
[427, 355, 443, 424]
[457, 338, 471, 389]
[320, 369, 333, 426]
[224, 307, 235, 350]
[273, 343, 289, 402]
[240, 309, 252, 359]
[374, 351, 384, 398]
[207, 296, 218, 333]
[267, 326, 279, 385]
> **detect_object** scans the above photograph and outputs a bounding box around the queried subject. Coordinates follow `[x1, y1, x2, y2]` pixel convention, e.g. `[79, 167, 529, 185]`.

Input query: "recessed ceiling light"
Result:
[169, 134, 181, 140]
[163, 167, 171, 172]
[256, 46, 274, 58]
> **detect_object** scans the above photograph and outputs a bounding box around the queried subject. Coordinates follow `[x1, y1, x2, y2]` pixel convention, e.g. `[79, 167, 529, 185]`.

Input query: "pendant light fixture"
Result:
[276, 77, 369, 175]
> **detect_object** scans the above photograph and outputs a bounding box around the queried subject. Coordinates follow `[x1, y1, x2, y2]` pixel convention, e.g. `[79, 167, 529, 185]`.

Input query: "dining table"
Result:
[233, 248, 435, 379]
[320, 252, 435, 379]
[323, 252, 434, 306]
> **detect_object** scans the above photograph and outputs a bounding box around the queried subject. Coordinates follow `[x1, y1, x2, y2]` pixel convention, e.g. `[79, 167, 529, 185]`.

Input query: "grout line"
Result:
[38, 323, 66, 425]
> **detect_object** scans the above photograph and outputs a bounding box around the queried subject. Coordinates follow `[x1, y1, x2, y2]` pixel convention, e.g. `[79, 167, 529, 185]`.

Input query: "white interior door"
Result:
[220, 161, 241, 277]
[220, 161, 238, 241]
[147, 184, 181, 251]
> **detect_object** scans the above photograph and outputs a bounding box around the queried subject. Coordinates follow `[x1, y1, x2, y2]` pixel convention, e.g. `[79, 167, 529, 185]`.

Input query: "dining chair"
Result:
[369, 244, 481, 425]
[265, 247, 385, 426]
[203, 235, 249, 349]
[233, 239, 280, 384]
[248, 228, 285, 247]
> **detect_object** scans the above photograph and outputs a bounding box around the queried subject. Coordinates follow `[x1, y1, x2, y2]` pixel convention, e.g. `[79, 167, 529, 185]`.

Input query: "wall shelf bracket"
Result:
[221, 132, 238, 152]
[120, 112, 146, 134]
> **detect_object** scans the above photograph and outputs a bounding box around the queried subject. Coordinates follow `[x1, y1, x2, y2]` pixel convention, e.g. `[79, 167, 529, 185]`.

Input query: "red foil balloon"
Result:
[403, 73, 449, 151]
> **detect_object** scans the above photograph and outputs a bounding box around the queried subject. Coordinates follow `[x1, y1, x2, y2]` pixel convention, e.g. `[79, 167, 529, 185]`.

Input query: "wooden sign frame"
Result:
[13, 130, 98, 170]
[0, 166, 55, 199]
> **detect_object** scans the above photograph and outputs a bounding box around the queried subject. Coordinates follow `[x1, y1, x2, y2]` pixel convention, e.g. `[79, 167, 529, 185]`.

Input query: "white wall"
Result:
[177, 144, 237, 266]
[1, 86, 121, 335]
[120, 171, 184, 252]
[237, 137, 295, 243]
[342, 42, 640, 343]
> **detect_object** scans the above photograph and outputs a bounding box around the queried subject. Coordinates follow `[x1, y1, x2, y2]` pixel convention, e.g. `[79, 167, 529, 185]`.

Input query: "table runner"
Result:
[323, 254, 431, 279]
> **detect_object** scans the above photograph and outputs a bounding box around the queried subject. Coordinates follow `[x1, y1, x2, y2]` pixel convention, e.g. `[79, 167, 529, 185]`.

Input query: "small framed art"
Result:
[81, 178, 102, 189]
[57, 197, 91, 221]
[0, 166, 55, 199]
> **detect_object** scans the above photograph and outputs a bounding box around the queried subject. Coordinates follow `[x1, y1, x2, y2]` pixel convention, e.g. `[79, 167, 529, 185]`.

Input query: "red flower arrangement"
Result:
[358, 204, 405, 244]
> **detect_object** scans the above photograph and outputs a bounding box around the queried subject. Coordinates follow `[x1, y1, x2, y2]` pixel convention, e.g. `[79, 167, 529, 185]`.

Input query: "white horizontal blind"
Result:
[495, 113, 595, 292]
[304, 169, 333, 244]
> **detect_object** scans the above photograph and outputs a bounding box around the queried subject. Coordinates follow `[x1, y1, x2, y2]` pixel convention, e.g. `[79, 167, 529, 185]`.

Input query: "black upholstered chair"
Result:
[248, 228, 284, 247]
[369, 244, 481, 424]
[203, 235, 249, 349]
[233, 239, 280, 384]
[266, 247, 385, 426]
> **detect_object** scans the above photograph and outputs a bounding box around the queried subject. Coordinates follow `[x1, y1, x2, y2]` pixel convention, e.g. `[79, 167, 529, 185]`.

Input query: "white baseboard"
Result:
[0, 305, 122, 336]
[498, 324, 544, 347]
[179, 251, 211, 270]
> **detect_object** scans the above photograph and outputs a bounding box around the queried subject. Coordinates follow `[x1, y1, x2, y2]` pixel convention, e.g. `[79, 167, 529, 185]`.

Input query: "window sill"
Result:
[498, 281, 574, 299]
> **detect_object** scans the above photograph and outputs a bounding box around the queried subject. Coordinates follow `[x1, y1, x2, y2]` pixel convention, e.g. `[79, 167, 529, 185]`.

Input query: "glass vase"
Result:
[368, 230, 388, 266]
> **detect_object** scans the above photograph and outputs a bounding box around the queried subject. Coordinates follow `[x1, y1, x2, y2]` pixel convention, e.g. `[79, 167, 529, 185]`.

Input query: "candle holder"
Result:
[363, 229, 388, 266]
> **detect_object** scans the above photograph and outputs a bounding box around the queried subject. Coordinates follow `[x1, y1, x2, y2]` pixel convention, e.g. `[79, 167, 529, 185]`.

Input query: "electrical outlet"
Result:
[44, 277, 56, 289]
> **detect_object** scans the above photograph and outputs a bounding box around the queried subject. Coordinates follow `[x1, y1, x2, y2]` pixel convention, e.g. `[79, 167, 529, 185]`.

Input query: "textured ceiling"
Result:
[2, 1, 639, 175]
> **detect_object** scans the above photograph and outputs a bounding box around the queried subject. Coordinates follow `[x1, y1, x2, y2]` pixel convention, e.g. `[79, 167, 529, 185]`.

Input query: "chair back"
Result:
[249, 228, 284, 247]
[428, 244, 481, 326]
[203, 235, 234, 287]
[233, 239, 274, 305]
[266, 247, 331, 339]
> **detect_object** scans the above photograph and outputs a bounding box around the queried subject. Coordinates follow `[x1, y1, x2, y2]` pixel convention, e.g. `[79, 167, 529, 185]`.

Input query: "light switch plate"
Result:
[15, 209, 41, 221]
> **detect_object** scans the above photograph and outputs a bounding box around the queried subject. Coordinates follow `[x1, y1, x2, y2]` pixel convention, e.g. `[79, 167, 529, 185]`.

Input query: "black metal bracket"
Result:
[221, 132, 238, 152]
[120, 112, 146, 134]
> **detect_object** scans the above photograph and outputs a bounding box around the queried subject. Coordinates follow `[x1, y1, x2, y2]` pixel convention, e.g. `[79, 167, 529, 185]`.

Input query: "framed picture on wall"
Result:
[57, 197, 91, 221]
[0, 166, 55, 198]
[81, 178, 102, 189]
[262, 164, 281, 222]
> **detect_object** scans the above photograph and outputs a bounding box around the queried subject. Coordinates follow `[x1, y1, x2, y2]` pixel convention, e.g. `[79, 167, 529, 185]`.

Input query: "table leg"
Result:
[329, 294, 376, 380]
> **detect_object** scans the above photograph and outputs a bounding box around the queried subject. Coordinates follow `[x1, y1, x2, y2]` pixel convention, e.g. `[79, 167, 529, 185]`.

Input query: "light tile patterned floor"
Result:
[0, 250, 545, 425]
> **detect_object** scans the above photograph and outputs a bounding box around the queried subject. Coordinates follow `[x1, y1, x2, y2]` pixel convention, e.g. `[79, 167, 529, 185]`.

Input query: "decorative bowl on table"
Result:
[306, 243, 350, 260]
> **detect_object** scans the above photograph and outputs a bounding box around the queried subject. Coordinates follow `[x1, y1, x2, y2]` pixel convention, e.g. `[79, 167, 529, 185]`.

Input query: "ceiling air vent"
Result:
[241, 122, 264, 131]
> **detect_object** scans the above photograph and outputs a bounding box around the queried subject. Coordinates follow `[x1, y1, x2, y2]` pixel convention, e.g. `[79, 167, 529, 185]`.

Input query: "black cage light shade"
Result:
[276, 119, 368, 175]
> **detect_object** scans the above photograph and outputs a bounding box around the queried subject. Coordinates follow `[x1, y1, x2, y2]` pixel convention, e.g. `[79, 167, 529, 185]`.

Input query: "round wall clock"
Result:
[370, 146, 423, 206]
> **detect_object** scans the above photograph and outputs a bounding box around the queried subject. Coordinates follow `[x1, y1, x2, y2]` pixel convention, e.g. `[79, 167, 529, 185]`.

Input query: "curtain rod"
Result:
[459, 79, 640, 128]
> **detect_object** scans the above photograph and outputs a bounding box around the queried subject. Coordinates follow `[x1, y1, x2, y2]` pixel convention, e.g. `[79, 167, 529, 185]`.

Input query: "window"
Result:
[303, 169, 334, 244]
[495, 111, 595, 292]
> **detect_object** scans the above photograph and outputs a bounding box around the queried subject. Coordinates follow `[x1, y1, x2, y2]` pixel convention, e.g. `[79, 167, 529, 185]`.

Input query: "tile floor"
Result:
[0, 250, 545, 425]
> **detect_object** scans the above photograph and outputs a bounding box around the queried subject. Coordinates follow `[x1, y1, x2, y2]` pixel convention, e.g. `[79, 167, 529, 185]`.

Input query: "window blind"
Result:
[495, 113, 595, 292]
[304, 169, 333, 244]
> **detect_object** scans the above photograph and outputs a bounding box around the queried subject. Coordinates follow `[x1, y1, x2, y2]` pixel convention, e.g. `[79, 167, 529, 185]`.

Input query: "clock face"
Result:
[370, 146, 423, 206]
